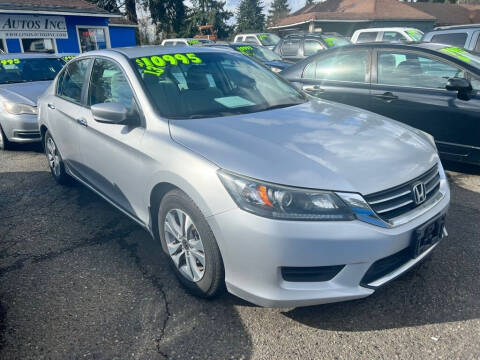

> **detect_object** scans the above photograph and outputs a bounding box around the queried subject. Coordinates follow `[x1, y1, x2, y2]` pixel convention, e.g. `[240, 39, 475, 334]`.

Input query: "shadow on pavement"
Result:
[0, 169, 252, 359]
[284, 178, 480, 331]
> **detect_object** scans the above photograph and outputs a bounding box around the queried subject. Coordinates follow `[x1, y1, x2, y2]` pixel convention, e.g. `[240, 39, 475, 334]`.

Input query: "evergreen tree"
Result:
[183, 0, 233, 39]
[236, 0, 265, 33]
[267, 0, 290, 27]
[146, 0, 186, 37]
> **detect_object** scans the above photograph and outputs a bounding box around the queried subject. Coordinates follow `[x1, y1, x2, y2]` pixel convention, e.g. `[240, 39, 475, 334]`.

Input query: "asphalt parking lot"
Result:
[1, 143, 479, 360]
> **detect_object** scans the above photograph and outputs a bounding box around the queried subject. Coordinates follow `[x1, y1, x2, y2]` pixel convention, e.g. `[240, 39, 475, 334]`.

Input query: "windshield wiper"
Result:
[262, 103, 303, 112]
[0, 80, 29, 84]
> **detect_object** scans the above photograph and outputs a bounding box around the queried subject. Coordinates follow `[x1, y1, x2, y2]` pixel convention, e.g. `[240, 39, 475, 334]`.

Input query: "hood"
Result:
[0, 81, 51, 106]
[264, 60, 290, 70]
[169, 101, 439, 195]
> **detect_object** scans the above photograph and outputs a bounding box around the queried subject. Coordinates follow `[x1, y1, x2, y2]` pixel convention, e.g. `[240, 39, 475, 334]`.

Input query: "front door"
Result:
[79, 57, 147, 220]
[370, 49, 480, 160]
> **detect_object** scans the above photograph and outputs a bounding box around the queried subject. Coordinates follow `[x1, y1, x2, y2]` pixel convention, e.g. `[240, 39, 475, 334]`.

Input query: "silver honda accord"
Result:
[0, 54, 64, 150]
[38, 46, 450, 307]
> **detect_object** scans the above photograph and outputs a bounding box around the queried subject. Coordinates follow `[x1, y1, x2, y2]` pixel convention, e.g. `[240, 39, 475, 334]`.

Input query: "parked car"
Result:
[38, 46, 449, 307]
[161, 38, 214, 47]
[280, 42, 480, 165]
[0, 54, 65, 150]
[203, 42, 291, 72]
[351, 27, 424, 44]
[422, 25, 480, 53]
[234, 33, 281, 50]
[273, 32, 350, 62]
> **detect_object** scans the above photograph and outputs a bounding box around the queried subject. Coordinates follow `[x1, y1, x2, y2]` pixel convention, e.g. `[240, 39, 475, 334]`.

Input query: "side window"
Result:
[382, 32, 405, 42]
[377, 51, 464, 89]
[431, 33, 467, 48]
[57, 59, 90, 104]
[356, 32, 378, 43]
[281, 38, 301, 56]
[303, 51, 368, 82]
[475, 35, 480, 53]
[245, 36, 258, 44]
[304, 40, 324, 57]
[470, 76, 480, 91]
[88, 58, 134, 110]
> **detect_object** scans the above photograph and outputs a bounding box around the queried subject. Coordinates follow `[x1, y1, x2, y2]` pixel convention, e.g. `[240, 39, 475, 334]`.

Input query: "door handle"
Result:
[373, 92, 398, 102]
[302, 85, 325, 94]
[76, 118, 88, 127]
[47, 103, 55, 110]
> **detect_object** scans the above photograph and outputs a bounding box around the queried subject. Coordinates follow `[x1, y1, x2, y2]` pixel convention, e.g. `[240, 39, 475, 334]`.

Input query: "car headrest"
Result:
[186, 66, 210, 90]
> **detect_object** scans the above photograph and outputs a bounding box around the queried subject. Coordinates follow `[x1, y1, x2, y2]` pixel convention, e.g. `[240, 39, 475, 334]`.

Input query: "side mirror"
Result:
[91, 103, 128, 124]
[445, 78, 473, 100]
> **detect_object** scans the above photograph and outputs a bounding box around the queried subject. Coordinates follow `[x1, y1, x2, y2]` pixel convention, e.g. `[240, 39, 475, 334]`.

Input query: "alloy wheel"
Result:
[46, 137, 61, 177]
[164, 209, 206, 282]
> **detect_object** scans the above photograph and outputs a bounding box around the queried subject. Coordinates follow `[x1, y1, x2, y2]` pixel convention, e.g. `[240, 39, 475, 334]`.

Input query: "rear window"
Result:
[281, 38, 301, 56]
[431, 33, 468, 48]
[356, 32, 378, 43]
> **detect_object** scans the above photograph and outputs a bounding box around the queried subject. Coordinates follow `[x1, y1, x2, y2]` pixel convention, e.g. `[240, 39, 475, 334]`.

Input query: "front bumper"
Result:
[207, 180, 450, 308]
[0, 113, 41, 143]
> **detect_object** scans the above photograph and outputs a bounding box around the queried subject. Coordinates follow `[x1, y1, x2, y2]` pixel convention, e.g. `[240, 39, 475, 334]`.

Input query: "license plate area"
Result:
[411, 215, 446, 258]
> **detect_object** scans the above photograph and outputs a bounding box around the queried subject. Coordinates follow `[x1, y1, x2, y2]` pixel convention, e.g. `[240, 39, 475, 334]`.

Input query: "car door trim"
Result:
[64, 161, 152, 235]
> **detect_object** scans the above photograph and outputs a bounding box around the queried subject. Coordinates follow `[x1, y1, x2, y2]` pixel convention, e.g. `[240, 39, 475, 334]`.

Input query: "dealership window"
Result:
[21, 39, 56, 53]
[0, 39, 5, 53]
[77, 27, 109, 52]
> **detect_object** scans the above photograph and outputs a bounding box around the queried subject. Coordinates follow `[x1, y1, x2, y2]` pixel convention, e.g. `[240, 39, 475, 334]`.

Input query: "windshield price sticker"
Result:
[61, 56, 75, 62]
[236, 46, 254, 56]
[440, 47, 471, 63]
[0, 58, 20, 67]
[323, 37, 337, 47]
[188, 40, 200, 45]
[258, 34, 268, 41]
[135, 53, 203, 76]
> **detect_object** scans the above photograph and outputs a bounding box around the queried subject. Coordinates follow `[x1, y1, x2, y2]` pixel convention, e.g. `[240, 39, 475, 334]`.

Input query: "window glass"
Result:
[0, 40, 5, 53]
[475, 36, 480, 53]
[57, 59, 90, 103]
[281, 38, 301, 56]
[405, 29, 423, 41]
[303, 51, 368, 82]
[431, 33, 467, 48]
[377, 51, 464, 89]
[245, 36, 258, 44]
[303, 61, 316, 79]
[133, 52, 305, 119]
[321, 35, 350, 48]
[88, 58, 134, 110]
[0, 57, 63, 84]
[470, 76, 480, 90]
[22, 39, 55, 53]
[356, 32, 378, 43]
[164, 41, 175, 46]
[382, 32, 405, 42]
[78, 28, 108, 52]
[304, 40, 323, 57]
[257, 33, 280, 46]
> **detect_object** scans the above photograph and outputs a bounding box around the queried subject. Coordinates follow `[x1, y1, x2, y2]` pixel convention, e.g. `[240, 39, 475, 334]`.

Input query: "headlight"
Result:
[3, 101, 37, 115]
[218, 170, 355, 221]
[270, 66, 282, 73]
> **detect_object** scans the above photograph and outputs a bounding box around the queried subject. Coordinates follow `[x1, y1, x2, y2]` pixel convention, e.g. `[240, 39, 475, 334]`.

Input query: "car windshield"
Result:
[438, 46, 480, 67]
[321, 35, 350, 48]
[405, 29, 424, 41]
[0, 57, 64, 84]
[257, 33, 280, 46]
[133, 51, 306, 119]
[232, 45, 282, 62]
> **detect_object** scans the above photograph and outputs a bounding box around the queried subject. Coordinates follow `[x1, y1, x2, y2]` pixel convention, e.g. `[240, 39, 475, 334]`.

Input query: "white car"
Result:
[234, 33, 281, 50]
[351, 27, 424, 44]
[161, 38, 214, 47]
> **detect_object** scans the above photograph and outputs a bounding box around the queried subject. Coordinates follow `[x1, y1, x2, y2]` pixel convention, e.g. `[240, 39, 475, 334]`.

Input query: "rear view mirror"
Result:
[445, 78, 473, 101]
[91, 103, 128, 124]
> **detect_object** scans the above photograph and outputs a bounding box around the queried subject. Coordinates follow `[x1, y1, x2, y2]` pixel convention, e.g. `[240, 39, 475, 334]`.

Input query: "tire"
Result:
[157, 189, 225, 298]
[44, 130, 70, 185]
[0, 124, 10, 150]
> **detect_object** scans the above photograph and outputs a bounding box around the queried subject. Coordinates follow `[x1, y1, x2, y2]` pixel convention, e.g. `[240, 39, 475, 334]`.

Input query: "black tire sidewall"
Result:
[0, 124, 9, 150]
[157, 189, 224, 298]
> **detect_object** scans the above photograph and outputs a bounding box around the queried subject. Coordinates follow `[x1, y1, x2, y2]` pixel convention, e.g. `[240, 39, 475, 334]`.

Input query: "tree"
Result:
[305, 0, 315, 5]
[86, 0, 138, 24]
[267, 0, 290, 27]
[183, 0, 233, 39]
[236, 0, 265, 33]
[145, 0, 186, 37]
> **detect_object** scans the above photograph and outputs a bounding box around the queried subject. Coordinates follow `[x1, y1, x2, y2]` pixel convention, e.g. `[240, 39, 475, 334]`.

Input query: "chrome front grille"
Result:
[364, 165, 441, 222]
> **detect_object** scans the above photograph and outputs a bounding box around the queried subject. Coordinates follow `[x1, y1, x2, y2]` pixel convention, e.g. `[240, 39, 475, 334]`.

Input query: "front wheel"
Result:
[157, 189, 225, 298]
[44, 130, 70, 185]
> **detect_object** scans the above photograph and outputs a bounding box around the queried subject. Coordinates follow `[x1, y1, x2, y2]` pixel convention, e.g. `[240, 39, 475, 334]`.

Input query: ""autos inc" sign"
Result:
[0, 14, 67, 39]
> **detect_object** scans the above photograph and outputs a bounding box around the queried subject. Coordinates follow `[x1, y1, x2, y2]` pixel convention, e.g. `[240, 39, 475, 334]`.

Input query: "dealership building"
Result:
[0, 0, 137, 54]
